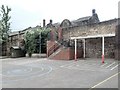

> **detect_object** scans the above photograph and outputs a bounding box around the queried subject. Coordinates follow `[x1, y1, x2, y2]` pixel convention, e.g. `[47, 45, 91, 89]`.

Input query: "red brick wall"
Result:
[50, 47, 83, 60]
[52, 48, 70, 60]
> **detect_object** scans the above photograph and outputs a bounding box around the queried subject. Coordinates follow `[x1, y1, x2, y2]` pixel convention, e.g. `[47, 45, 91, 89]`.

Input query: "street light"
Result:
[39, 32, 41, 57]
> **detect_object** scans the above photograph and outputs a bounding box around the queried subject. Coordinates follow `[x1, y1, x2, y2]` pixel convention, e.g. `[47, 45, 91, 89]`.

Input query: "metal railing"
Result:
[47, 41, 60, 57]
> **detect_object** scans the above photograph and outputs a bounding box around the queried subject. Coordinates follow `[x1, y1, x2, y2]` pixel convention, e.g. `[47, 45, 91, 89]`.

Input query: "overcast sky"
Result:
[0, 0, 119, 31]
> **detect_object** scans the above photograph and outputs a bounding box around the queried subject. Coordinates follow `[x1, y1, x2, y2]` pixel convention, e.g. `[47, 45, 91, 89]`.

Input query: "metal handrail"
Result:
[47, 41, 60, 57]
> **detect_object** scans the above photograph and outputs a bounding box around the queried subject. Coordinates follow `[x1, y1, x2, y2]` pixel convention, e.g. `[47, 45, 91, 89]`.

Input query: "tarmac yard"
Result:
[0, 58, 119, 89]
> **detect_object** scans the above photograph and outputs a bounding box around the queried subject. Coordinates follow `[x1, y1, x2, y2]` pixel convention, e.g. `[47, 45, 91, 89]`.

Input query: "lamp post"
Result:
[39, 32, 41, 57]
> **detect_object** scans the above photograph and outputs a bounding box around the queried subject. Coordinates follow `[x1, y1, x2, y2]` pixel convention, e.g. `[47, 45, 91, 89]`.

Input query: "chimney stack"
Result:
[43, 19, 46, 27]
[92, 9, 96, 15]
[50, 19, 53, 24]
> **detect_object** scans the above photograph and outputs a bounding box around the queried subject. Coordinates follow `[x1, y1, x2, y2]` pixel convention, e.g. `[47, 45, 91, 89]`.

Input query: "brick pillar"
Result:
[115, 24, 120, 60]
[58, 27, 62, 41]
[43, 19, 46, 27]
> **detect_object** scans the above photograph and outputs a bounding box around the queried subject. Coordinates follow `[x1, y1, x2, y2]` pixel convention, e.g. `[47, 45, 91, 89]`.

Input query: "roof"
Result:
[71, 16, 92, 26]
[53, 23, 60, 28]
[51, 16, 92, 27]
[53, 16, 92, 28]
[9, 31, 19, 36]
[9, 26, 42, 36]
[76, 16, 91, 22]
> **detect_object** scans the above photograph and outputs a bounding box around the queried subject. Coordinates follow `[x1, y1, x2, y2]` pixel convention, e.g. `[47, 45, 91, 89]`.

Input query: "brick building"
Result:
[3, 9, 120, 60]
[47, 10, 120, 60]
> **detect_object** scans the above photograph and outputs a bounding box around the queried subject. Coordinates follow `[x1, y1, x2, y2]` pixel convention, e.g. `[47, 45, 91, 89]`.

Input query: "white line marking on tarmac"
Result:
[89, 72, 120, 89]
[66, 67, 106, 72]
[105, 62, 116, 68]
[2, 64, 46, 77]
[1, 65, 53, 83]
[60, 62, 77, 67]
[100, 63, 108, 67]
[12, 59, 45, 65]
[111, 64, 120, 70]
[68, 65, 72, 67]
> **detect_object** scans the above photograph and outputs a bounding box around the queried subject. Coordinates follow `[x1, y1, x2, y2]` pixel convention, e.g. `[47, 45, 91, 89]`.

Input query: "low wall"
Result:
[50, 47, 83, 60]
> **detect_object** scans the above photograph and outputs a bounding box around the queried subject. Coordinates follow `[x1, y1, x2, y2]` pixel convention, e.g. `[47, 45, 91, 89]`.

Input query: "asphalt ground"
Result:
[0, 57, 119, 89]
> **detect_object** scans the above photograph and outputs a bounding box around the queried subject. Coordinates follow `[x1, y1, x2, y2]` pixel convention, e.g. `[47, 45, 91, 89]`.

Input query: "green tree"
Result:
[24, 31, 36, 57]
[24, 28, 50, 57]
[0, 20, 2, 43]
[0, 5, 11, 44]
